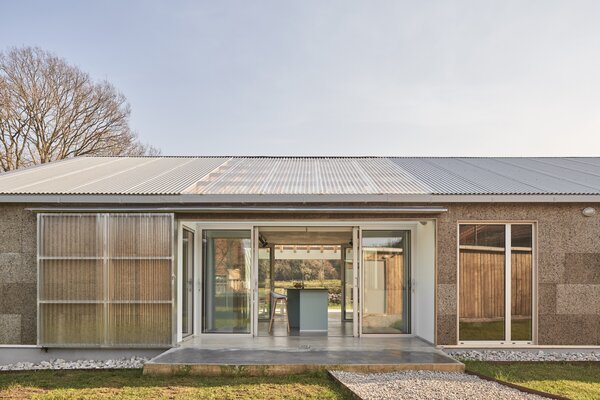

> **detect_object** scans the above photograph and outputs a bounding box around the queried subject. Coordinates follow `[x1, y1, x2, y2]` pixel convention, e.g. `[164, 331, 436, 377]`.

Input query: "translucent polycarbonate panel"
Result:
[109, 259, 171, 301]
[109, 214, 172, 257]
[39, 304, 103, 345]
[361, 230, 410, 334]
[108, 304, 172, 346]
[38, 213, 174, 347]
[39, 260, 103, 301]
[203, 230, 252, 333]
[39, 214, 103, 257]
[459, 224, 506, 341]
[511, 224, 533, 341]
[107, 214, 173, 345]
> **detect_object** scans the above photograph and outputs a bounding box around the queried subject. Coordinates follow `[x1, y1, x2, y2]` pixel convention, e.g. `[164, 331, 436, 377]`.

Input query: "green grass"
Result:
[459, 319, 531, 341]
[0, 369, 349, 400]
[465, 361, 600, 400]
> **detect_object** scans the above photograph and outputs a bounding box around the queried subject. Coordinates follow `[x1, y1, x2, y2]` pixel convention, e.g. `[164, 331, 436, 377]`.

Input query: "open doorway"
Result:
[256, 227, 355, 337]
[176, 220, 435, 343]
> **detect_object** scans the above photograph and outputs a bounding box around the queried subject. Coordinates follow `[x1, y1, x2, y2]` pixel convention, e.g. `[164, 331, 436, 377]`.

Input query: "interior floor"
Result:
[257, 227, 355, 337]
[258, 310, 353, 337]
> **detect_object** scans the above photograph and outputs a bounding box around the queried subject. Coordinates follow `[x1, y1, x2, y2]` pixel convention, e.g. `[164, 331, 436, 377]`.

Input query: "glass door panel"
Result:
[459, 224, 506, 341]
[182, 228, 194, 337]
[511, 225, 533, 341]
[342, 247, 353, 321]
[258, 247, 271, 320]
[202, 230, 252, 333]
[361, 230, 410, 334]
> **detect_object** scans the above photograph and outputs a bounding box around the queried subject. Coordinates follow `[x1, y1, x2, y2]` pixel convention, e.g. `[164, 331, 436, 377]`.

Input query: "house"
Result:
[0, 156, 599, 352]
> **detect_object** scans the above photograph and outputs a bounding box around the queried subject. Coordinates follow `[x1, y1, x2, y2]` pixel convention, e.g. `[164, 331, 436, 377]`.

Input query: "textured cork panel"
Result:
[436, 314, 457, 345]
[0, 283, 37, 344]
[0, 314, 21, 343]
[0, 206, 24, 254]
[537, 283, 557, 315]
[556, 284, 600, 314]
[564, 253, 600, 284]
[436, 202, 600, 345]
[538, 314, 600, 345]
[0, 204, 37, 345]
[437, 284, 456, 316]
[0, 253, 36, 283]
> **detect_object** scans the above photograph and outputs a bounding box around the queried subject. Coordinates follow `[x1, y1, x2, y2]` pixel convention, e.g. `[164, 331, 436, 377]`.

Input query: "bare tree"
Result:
[0, 46, 159, 172]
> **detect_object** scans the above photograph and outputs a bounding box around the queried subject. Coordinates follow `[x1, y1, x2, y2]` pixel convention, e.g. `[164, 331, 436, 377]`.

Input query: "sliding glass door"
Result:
[459, 223, 533, 343]
[361, 230, 411, 334]
[202, 230, 252, 333]
[181, 228, 194, 337]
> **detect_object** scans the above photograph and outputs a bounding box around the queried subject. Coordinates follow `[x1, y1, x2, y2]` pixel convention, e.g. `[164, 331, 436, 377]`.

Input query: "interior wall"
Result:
[413, 220, 436, 343]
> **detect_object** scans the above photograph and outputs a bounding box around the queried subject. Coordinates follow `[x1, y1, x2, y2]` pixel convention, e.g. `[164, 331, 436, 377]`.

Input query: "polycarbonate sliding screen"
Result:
[38, 213, 174, 347]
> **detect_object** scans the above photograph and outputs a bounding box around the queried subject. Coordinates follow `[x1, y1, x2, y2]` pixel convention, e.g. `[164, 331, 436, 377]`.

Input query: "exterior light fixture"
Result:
[582, 207, 596, 217]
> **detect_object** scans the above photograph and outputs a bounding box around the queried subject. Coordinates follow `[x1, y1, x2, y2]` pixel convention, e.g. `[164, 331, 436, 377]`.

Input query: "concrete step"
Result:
[143, 347, 464, 376]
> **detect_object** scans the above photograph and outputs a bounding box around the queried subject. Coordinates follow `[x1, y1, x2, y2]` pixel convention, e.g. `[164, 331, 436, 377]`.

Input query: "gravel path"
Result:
[330, 370, 545, 400]
[447, 349, 600, 362]
[0, 357, 148, 371]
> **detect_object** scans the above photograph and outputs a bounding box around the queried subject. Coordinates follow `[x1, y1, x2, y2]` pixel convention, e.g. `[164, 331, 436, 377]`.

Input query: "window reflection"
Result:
[459, 224, 506, 341]
[511, 225, 533, 341]
[362, 230, 410, 334]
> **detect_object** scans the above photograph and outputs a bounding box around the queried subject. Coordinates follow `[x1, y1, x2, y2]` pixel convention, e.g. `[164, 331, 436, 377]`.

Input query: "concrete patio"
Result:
[143, 336, 464, 376]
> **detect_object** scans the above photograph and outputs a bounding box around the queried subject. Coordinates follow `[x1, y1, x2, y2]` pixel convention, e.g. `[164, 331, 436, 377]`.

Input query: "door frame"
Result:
[358, 225, 416, 337]
[181, 226, 196, 338]
[189, 222, 256, 338]
[177, 220, 424, 340]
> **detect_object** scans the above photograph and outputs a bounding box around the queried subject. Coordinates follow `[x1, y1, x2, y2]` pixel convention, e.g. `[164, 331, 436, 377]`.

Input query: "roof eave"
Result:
[2, 193, 600, 204]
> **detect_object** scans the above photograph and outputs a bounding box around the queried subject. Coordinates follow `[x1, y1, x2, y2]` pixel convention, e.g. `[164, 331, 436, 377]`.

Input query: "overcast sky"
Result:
[2, 0, 600, 156]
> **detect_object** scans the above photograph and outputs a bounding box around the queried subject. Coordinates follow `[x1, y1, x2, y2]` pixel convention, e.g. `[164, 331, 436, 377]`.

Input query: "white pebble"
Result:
[446, 349, 600, 362]
[331, 370, 544, 399]
[0, 356, 149, 371]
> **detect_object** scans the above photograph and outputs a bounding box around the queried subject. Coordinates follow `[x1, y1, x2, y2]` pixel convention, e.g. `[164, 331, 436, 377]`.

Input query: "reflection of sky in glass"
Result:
[363, 231, 404, 249]
[511, 225, 533, 248]
[459, 225, 505, 248]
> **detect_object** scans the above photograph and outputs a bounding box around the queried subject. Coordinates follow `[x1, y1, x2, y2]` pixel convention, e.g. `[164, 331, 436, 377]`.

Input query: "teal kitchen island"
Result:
[286, 288, 328, 334]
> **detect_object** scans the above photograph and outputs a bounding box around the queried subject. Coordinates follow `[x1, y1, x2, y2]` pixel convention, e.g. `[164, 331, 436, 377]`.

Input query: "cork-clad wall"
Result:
[1, 203, 599, 346]
[0, 204, 37, 344]
[436, 203, 600, 345]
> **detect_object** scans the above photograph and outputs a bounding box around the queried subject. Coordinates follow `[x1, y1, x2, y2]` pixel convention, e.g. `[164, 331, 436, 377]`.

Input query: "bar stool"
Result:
[268, 291, 290, 333]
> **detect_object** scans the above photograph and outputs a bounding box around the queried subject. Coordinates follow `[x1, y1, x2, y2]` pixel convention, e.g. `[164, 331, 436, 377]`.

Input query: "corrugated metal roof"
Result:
[389, 157, 600, 195]
[0, 157, 229, 195]
[1, 156, 600, 196]
[185, 157, 430, 195]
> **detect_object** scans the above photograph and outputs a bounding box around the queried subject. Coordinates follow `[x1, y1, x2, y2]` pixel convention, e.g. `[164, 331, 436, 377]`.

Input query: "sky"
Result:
[1, 0, 600, 156]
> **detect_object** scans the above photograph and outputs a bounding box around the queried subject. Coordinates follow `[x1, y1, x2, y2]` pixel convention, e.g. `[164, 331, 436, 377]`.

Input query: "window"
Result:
[458, 223, 534, 343]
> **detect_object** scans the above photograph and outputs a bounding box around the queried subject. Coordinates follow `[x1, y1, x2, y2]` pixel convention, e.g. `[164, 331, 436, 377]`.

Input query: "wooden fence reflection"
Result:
[459, 246, 532, 320]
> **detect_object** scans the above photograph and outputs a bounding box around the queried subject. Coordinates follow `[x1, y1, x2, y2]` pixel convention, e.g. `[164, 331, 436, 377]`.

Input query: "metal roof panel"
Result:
[2, 156, 600, 197]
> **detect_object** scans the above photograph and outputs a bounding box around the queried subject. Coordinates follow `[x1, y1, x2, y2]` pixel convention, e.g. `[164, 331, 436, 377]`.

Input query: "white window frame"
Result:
[358, 224, 417, 337]
[456, 221, 537, 346]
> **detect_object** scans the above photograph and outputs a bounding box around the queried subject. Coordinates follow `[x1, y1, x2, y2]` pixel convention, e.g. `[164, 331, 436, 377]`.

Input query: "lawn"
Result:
[0, 369, 349, 400]
[465, 361, 600, 400]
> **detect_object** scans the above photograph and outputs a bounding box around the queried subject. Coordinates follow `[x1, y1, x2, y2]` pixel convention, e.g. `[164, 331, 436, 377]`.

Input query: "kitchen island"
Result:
[286, 288, 328, 334]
